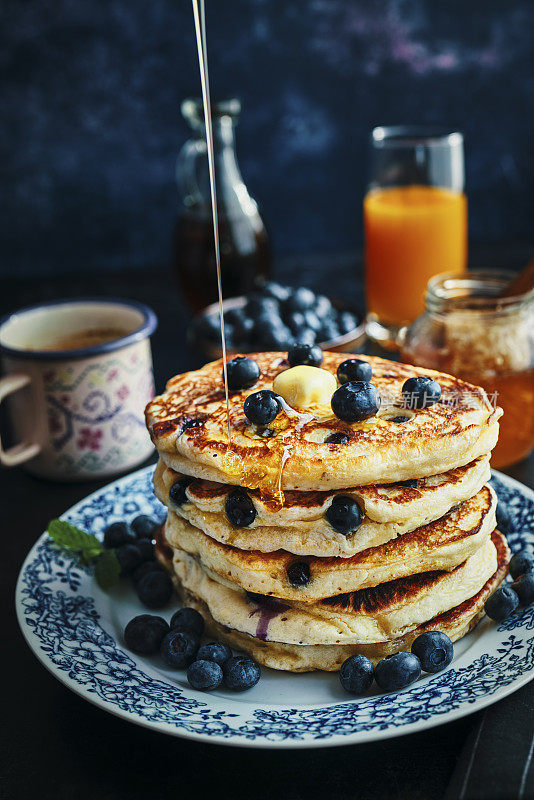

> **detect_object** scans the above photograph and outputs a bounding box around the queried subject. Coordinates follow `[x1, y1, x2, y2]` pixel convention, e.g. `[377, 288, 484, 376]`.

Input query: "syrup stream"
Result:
[191, 0, 231, 441]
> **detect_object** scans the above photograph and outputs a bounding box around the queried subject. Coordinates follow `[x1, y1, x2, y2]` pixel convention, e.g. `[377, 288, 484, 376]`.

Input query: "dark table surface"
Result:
[2, 263, 533, 800]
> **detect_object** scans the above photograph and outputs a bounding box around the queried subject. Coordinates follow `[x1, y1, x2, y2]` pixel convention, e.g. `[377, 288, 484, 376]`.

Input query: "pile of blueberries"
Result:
[192, 281, 360, 351]
[484, 545, 534, 620]
[103, 516, 173, 609]
[124, 608, 261, 692]
[340, 630, 454, 695]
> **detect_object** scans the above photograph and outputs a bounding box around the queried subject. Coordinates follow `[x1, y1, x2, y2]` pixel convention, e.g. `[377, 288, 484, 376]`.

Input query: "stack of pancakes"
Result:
[145, 352, 509, 672]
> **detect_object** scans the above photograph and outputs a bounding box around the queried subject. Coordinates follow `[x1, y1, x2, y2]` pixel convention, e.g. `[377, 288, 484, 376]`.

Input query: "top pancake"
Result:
[146, 352, 501, 495]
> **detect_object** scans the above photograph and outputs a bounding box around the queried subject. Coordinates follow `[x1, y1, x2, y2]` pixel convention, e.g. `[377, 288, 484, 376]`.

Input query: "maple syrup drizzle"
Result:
[191, 0, 231, 441]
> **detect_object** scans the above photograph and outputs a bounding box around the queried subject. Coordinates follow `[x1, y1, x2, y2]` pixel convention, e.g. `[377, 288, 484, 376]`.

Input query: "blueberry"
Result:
[402, 376, 442, 410]
[317, 321, 340, 343]
[398, 479, 418, 489]
[187, 659, 224, 691]
[170, 607, 205, 637]
[197, 642, 232, 665]
[132, 560, 166, 586]
[287, 561, 310, 587]
[325, 495, 363, 535]
[115, 543, 144, 575]
[223, 656, 261, 691]
[169, 477, 194, 507]
[258, 322, 293, 349]
[246, 293, 279, 316]
[339, 654, 374, 695]
[286, 287, 316, 312]
[374, 652, 422, 692]
[124, 614, 169, 654]
[324, 431, 350, 445]
[262, 281, 291, 303]
[302, 310, 321, 332]
[225, 357, 261, 392]
[193, 313, 221, 342]
[338, 311, 359, 334]
[136, 570, 173, 609]
[331, 381, 381, 423]
[484, 586, 519, 621]
[509, 550, 534, 580]
[286, 310, 307, 334]
[495, 502, 513, 534]
[510, 572, 534, 605]
[287, 343, 324, 368]
[337, 359, 372, 384]
[160, 630, 199, 668]
[314, 295, 332, 319]
[103, 521, 135, 549]
[136, 538, 155, 561]
[411, 631, 453, 673]
[296, 329, 316, 346]
[130, 515, 159, 540]
[225, 487, 257, 527]
[244, 390, 281, 426]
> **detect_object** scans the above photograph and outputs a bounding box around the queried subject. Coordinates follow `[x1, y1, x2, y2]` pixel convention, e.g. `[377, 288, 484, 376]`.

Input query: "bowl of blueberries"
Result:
[189, 281, 366, 358]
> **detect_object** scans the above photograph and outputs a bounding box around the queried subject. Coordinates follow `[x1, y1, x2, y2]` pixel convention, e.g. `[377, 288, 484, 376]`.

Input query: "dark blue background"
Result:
[2, 0, 533, 277]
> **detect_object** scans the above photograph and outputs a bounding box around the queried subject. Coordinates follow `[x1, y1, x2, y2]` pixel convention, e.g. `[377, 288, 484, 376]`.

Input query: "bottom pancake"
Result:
[165, 531, 509, 671]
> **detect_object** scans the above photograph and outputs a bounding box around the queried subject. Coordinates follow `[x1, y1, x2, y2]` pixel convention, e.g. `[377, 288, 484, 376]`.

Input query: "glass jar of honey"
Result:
[401, 270, 534, 469]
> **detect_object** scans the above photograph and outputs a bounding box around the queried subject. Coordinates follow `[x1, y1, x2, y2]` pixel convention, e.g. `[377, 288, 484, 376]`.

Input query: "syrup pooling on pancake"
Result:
[146, 352, 501, 492]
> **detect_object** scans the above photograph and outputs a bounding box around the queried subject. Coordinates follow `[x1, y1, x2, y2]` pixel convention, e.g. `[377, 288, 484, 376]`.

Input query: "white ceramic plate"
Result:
[16, 466, 534, 748]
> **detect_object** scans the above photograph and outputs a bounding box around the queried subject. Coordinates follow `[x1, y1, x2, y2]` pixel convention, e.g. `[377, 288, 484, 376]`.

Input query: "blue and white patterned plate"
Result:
[16, 466, 534, 748]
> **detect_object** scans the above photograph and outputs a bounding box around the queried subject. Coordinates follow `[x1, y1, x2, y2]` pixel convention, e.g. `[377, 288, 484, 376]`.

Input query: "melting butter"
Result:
[273, 365, 337, 409]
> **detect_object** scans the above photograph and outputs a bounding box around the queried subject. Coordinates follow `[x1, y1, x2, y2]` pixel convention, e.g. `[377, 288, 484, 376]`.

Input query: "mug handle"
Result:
[0, 374, 41, 466]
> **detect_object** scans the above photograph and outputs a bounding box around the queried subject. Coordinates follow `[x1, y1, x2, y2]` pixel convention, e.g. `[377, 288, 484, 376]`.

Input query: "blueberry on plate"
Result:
[509, 550, 534, 580]
[115, 543, 144, 575]
[130, 515, 159, 540]
[136, 538, 155, 562]
[187, 659, 224, 691]
[169, 477, 194, 507]
[223, 656, 261, 691]
[132, 560, 166, 586]
[287, 343, 324, 368]
[225, 356, 261, 392]
[170, 607, 205, 638]
[103, 521, 135, 549]
[197, 642, 232, 665]
[286, 287, 316, 312]
[402, 376, 441, 410]
[244, 390, 281, 426]
[374, 652, 422, 692]
[160, 630, 199, 668]
[484, 586, 519, 621]
[287, 561, 311, 587]
[136, 570, 173, 609]
[411, 631, 453, 673]
[124, 614, 169, 655]
[511, 572, 534, 605]
[324, 431, 350, 445]
[339, 654, 374, 695]
[337, 358, 372, 384]
[495, 501, 513, 534]
[225, 487, 257, 527]
[325, 495, 363, 535]
[331, 381, 381, 423]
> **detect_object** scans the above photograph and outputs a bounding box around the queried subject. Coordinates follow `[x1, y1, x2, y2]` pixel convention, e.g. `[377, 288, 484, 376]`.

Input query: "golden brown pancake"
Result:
[154, 455, 491, 557]
[164, 484, 496, 600]
[163, 531, 509, 671]
[145, 352, 501, 497]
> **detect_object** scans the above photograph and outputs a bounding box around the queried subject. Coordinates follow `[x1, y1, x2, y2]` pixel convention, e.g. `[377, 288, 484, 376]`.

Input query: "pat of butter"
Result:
[273, 365, 337, 409]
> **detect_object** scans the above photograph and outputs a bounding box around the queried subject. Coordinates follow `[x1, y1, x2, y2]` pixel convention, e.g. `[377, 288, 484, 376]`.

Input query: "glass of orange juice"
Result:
[364, 126, 467, 348]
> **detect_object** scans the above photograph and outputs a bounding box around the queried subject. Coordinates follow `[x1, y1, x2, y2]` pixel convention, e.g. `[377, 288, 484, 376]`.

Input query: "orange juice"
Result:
[364, 185, 467, 327]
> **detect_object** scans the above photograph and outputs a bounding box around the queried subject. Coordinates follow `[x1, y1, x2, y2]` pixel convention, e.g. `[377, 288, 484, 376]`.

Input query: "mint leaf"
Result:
[93, 549, 121, 590]
[47, 518, 103, 558]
